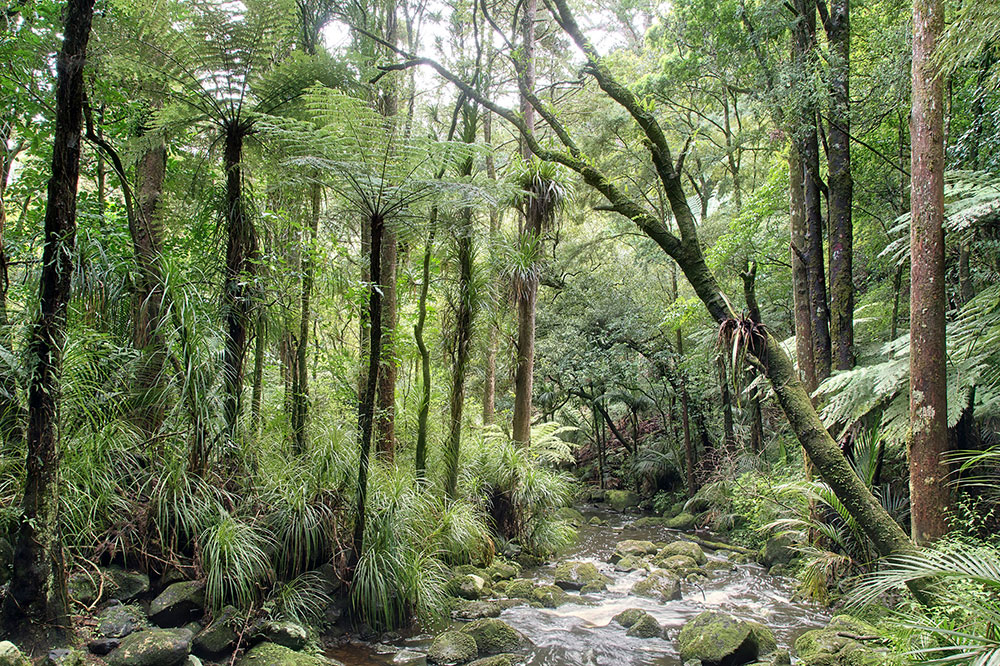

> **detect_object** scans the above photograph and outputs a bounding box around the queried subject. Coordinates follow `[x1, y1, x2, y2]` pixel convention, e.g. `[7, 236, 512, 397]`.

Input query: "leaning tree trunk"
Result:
[823, 0, 855, 371]
[909, 0, 951, 546]
[3, 0, 96, 632]
[222, 127, 256, 444]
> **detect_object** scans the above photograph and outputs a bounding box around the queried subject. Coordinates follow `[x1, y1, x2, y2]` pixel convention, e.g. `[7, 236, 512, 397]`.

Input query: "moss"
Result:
[0, 642, 31, 666]
[629, 571, 681, 602]
[612, 608, 647, 628]
[553, 561, 608, 590]
[459, 619, 523, 655]
[632, 517, 668, 528]
[503, 579, 536, 599]
[658, 541, 707, 565]
[149, 581, 205, 627]
[235, 642, 328, 666]
[665, 512, 696, 530]
[794, 616, 882, 666]
[606, 490, 640, 511]
[531, 584, 570, 608]
[452, 600, 502, 620]
[446, 574, 488, 600]
[677, 611, 774, 665]
[657, 554, 699, 571]
[611, 540, 658, 562]
[625, 613, 662, 639]
[105, 628, 193, 666]
[484, 560, 521, 582]
[428, 630, 478, 665]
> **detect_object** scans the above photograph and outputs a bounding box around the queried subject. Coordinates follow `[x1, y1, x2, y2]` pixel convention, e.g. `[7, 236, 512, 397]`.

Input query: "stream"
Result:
[327, 506, 830, 665]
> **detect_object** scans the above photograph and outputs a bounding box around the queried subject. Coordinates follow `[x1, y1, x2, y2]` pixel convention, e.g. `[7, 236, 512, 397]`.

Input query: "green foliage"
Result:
[201, 511, 275, 611]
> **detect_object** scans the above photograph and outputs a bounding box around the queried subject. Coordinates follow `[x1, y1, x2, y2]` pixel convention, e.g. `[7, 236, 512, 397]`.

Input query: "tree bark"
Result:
[909, 0, 951, 545]
[822, 0, 855, 371]
[0, 120, 23, 446]
[3, 0, 96, 632]
[789, 149, 817, 391]
[482, 111, 499, 425]
[414, 222, 434, 479]
[718, 356, 736, 454]
[445, 206, 475, 497]
[292, 184, 321, 453]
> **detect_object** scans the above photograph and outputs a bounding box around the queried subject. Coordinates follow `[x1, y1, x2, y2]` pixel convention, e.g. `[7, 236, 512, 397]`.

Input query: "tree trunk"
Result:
[823, 0, 855, 371]
[718, 356, 736, 454]
[414, 222, 434, 479]
[292, 184, 321, 453]
[789, 149, 817, 391]
[222, 127, 256, 443]
[909, 0, 951, 545]
[0, 121, 23, 446]
[482, 111, 499, 425]
[445, 206, 475, 497]
[3, 0, 95, 632]
[250, 323, 265, 436]
[352, 214, 384, 567]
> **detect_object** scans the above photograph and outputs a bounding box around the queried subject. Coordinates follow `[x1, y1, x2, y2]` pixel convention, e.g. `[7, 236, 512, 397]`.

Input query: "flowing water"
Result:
[327, 506, 830, 665]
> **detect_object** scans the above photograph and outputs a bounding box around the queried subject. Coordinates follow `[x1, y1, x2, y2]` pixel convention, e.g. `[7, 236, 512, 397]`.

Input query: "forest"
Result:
[0, 0, 999, 663]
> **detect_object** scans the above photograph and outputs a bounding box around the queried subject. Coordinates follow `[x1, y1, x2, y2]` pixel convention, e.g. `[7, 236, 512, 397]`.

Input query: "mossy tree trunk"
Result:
[3, 0, 96, 632]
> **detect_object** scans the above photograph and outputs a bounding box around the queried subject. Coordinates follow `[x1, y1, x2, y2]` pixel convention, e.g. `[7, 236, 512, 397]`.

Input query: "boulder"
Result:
[587, 516, 606, 526]
[760, 535, 796, 568]
[630, 571, 682, 602]
[657, 555, 699, 571]
[0, 643, 30, 666]
[553, 561, 608, 591]
[658, 541, 707, 565]
[665, 513, 696, 530]
[531, 584, 571, 608]
[446, 574, 488, 600]
[459, 618, 523, 655]
[235, 642, 329, 666]
[43, 649, 85, 666]
[502, 579, 536, 600]
[613, 555, 647, 572]
[193, 606, 240, 656]
[580, 579, 608, 594]
[794, 615, 883, 666]
[606, 490, 641, 512]
[452, 600, 502, 620]
[88, 639, 121, 655]
[98, 603, 149, 639]
[427, 631, 478, 665]
[625, 613, 662, 639]
[632, 517, 668, 528]
[484, 560, 520, 582]
[613, 609, 648, 628]
[253, 620, 308, 650]
[106, 628, 194, 666]
[553, 507, 586, 526]
[466, 658, 513, 666]
[668, 500, 687, 517]
[149, 581, 205, 627]
[677, 611, 775, 666]
[68, 571, 100, 606]
[105, 566, 151, 602]
[611, 540, 658, 563]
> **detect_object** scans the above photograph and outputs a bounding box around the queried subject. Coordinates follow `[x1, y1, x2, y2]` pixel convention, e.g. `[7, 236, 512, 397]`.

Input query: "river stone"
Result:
[193, 605, 240, 655]
[665, 513, 696, 530]
[532, 584, 570, 608]
[392, 649, 427, 666]
[760, 535, 796, 568]
[606, 490, 641, 512]
[677, 611, 775, 666]
[657, 554, 700, 571]
[428, 631, 478, 665]
[150, 581, 205, 627]
[588, 516, 606, 526]
[447, 574, 488, 600]
[106, 628, 194, 666]
[453, 600, 502, 620]
[503, 579, 536, 599]
[611, 540, 658, 563]
[68, 571, 100, 606]
[484, 560, 521, 582]
[659, 541, 707, 565]
[554, 507, 586, 526]
[613, 555, 648, 572]
[254, 620, 308, 650]
[0, 642, 30, 666]
[794, 615, 882, 666]
[625, 613, 662, 639]
[459, 618, 523, 655]
[632, 516, 668, 528]
[98, 603, 150, 638]
[104, 566, 151, 602]
[236, 642, 329, 666]
[43, 649, 86, 666]
[613, 608, 647, 628]
[186, 657, 203, 666]
[630, 570, 682, 602]
[466, 657, 513, 666]
[553, 561, 607, 591]
[580, 579, 608, 593]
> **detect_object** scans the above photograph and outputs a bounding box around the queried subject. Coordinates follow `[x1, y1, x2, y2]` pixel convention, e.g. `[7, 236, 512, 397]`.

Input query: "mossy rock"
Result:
[428, 631, 478, 665]
[459, 618, 523, 655]
[612, 608, 647, 628]
[484, 560, 521, 582]
[105, 566, 151, 602]
[611, 540, 658, 563]
[149, 581, 205, 627]
[68, 571, 100, 606]
[794, 615, 882, 666]
[553, 507, 587, 526]
[632, 516, 668, 528]
[553, 561, 609, 591]
[704, 560, 737, 572]
[42, 649, 86, 666]
[0, 642, 31, 666]
[235, 642, 329, 666]
[452, 600, 502, 620]
[613, 555, 647, 572]
[630, 571, 682, 602]
[665, 513, 696, 530]
[466, 657, 512, 666]
[587, 516, 606, 526]
[677, 611, 775, 666]
[668, 500, 687, 517]
[531, 584, 570, 608]
[658, 541, 707, 565]
[106, 628, 194, 666]
[98, 603, 150, 639]
[606, 490, 641, 512]
[193, 606, 240, 656]
[253, 620, 308, 650]
[580, 579, 608, 594]
[503, 579, 536, 600]
[625, 613, 662, 639]
[657, 554, 699, 571]
[446, 574, 489, 600]
[760, 535, 796, 568]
